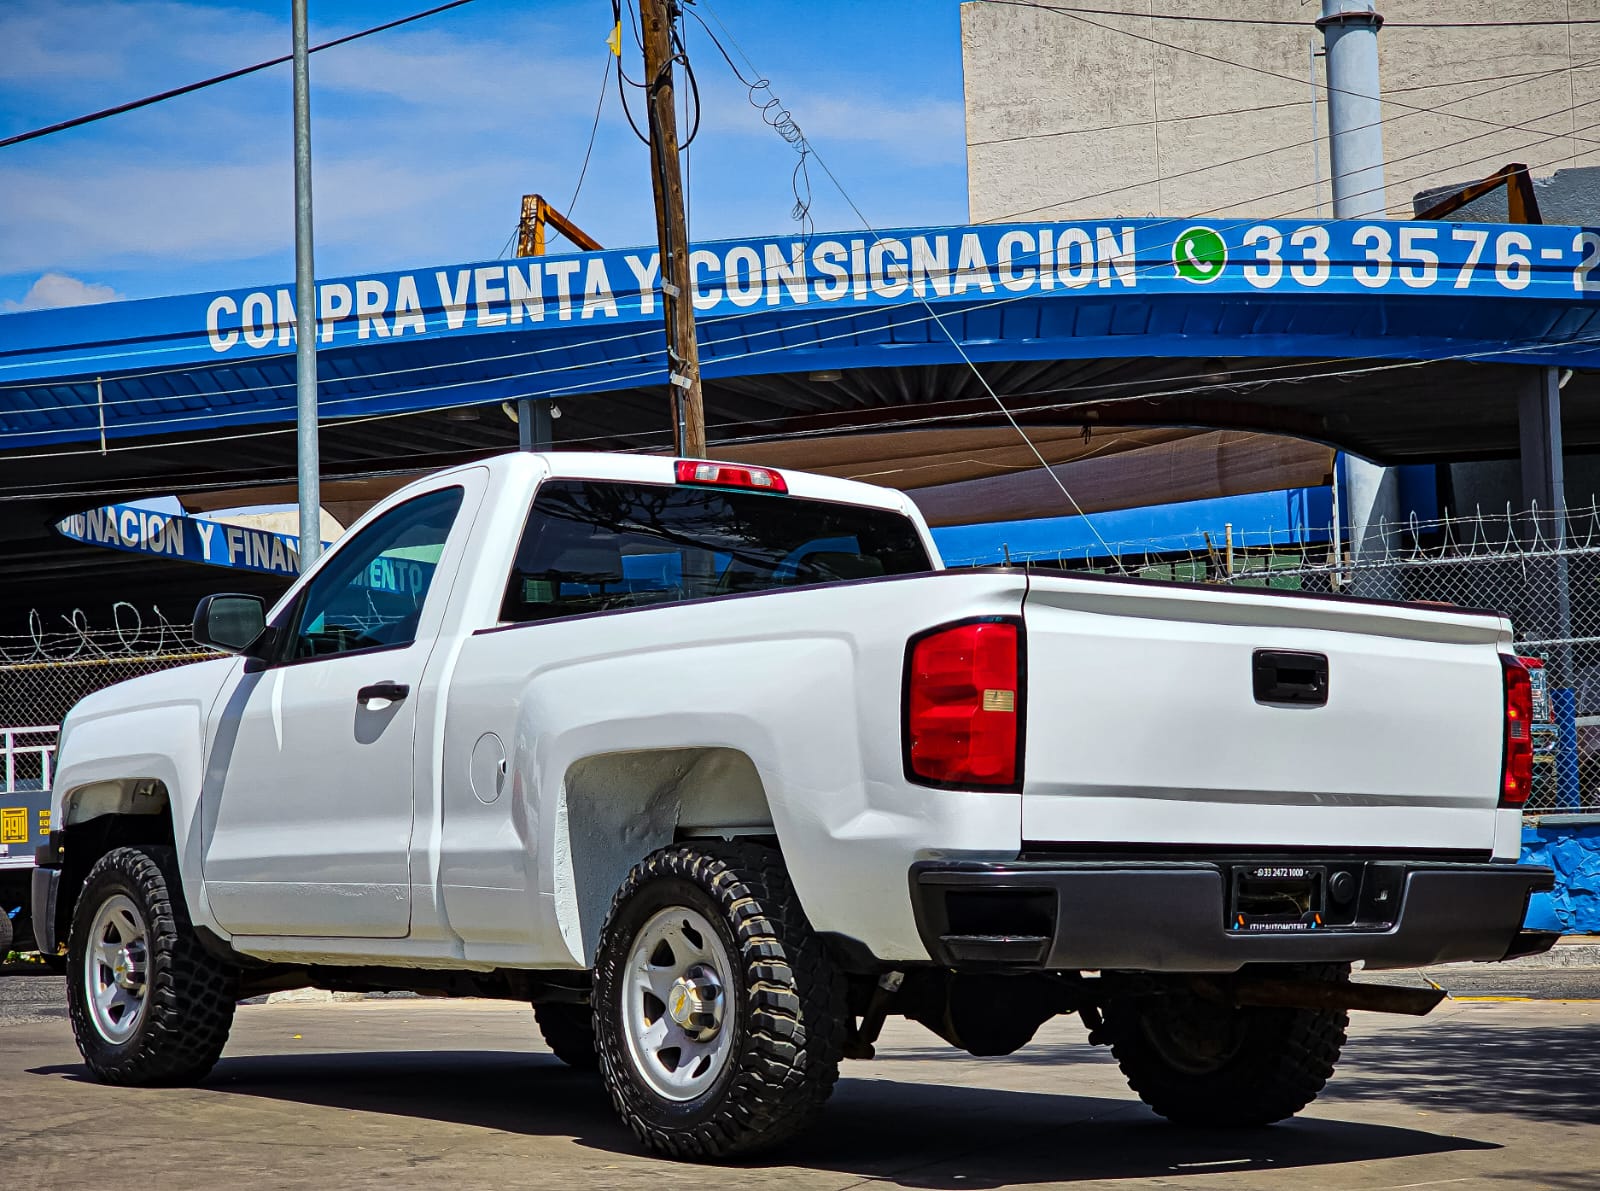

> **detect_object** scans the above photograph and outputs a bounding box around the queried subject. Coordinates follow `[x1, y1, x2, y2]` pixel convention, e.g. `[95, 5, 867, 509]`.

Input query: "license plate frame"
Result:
[1228, 863, 1327, 932]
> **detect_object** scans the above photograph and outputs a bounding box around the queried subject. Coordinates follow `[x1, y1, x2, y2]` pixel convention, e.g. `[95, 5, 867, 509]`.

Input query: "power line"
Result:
[970, 98, 1315, 149]
[1027, 4, 1600, 154]
[686, 6, 814, 235]
[969, 62, 1600, 150]
[0, 0, 479, 152]
[983, 50, 1600, 224]
[691, 2, 1137, 565]
[10, 134, 1593, 438]
[973, 2, 1600, 223]
[562, 51, 615, 230]
[975, 2, 1308, 27]
[7, 79, 1595, 442]
[976, 1, 1600, 29]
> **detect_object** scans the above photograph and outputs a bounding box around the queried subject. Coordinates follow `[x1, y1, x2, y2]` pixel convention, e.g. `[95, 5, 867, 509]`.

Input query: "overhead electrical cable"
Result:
[0, 0, 478, 151]
[19, 106, 1599, 433]
[562, 51, 616, 230]
[975, 1, 1600, 28]
[983, 51, 1600, 223]
[13, 80, 1600, 443]
[693, 1, 1127, 565]
[18, 106, 1600, 437]
[1272, 109, 1600, 220]
[1023, 5, 1600, 153]
[970, 63, 1600, 149]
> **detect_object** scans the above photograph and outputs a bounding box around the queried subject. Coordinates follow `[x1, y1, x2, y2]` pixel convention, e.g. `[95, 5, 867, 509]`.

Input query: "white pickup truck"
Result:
[33, 450, 1552, 1159]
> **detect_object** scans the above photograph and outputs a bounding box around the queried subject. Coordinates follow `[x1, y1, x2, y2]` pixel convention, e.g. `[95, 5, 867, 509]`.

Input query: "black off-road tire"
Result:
[593, 841, 847, 1161]
[0, 909, 13, 956]
[534, 1002, 599, 1070]
[1102, 964, 1349, 1128]
[66, 846, 237, 1085]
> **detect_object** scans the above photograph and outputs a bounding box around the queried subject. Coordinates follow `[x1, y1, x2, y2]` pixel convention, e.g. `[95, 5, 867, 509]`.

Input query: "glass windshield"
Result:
[500, 479, 932, 624]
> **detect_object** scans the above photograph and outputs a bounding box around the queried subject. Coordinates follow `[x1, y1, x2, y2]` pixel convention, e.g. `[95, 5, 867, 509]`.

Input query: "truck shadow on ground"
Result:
[1316, 1015, 1600, 1126]
[30, 1044, 1494, 1186]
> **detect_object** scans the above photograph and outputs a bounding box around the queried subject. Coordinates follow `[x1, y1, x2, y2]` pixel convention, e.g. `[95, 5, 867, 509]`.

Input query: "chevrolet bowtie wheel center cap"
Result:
[667, 964, 724, 1039]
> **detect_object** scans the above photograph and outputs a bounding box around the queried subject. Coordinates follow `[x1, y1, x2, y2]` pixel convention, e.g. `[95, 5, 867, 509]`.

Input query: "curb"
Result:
[265, 987, 369, 1004]
[1493, 939, 1600, 969]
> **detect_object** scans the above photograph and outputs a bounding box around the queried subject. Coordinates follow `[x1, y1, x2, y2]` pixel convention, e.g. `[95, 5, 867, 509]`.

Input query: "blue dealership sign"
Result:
[6, 219, 1600, 383]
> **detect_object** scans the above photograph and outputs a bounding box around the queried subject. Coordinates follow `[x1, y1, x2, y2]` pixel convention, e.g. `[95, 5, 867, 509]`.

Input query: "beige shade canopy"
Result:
[176, 427, 1331, 533]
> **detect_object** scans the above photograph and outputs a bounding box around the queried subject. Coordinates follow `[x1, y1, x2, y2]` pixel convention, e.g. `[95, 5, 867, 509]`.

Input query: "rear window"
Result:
[500, 479, 933, 624]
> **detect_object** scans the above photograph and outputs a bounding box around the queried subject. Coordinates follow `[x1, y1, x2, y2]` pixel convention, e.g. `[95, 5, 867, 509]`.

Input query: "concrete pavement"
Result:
[2, 972, 1599, 1189]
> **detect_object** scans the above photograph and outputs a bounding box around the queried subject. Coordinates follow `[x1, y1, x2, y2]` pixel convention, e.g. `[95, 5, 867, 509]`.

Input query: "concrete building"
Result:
[963, 0, 1600, 222]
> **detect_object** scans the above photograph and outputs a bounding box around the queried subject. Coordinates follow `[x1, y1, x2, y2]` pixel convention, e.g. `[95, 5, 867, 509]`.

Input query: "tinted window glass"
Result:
[501, 480, 932, 624]
[288, 486, 464, 658]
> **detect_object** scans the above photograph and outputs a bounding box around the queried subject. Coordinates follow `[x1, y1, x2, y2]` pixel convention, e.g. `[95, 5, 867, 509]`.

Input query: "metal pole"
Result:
[1319, 0, 1386, 220]
[292, 0, 321, 570]
[1308, 40, 1325, 218]
[1320, 0, 1396, 593]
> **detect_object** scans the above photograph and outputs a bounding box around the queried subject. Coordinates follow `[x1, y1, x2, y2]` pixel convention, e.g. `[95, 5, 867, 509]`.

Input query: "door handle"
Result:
[357, 680, 410, 704]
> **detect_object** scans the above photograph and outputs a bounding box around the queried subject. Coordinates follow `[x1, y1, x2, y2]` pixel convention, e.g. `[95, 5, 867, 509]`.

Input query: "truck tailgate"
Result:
[1021, 575, 1513, 853]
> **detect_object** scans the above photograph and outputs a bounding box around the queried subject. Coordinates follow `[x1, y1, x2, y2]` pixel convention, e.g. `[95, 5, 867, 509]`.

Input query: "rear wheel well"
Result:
[559, 747, 775, 964]
[55, 785, 176, 952]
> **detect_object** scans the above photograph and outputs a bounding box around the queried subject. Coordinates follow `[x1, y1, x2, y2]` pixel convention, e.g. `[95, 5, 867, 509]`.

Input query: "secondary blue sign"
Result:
[56, 504, 320, 577]
[54, 503, 438, 591]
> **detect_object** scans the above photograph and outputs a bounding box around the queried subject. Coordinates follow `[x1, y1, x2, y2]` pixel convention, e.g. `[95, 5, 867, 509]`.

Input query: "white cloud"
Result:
[0, 1, 968, 298]
[2, 273, 125, 311]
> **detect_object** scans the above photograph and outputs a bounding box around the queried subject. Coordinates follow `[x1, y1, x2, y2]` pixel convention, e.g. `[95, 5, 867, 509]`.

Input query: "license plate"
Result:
[1229, 864, 1327, 932]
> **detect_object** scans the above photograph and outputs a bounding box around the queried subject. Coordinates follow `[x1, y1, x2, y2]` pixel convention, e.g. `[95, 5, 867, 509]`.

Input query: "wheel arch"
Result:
[53, 779, 178, 952]
[554, 746, 775, 966]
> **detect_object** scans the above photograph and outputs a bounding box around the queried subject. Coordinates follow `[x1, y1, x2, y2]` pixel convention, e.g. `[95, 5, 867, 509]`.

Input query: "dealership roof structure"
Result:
[1, 215, 1597, 628]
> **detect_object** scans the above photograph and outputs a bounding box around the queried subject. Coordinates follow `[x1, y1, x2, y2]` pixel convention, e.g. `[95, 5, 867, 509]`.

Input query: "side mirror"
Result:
[193, 594, 269, 655]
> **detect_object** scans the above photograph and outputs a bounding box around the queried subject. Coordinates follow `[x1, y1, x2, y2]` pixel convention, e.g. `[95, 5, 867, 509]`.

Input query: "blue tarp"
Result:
[3, 218, 1600, 454]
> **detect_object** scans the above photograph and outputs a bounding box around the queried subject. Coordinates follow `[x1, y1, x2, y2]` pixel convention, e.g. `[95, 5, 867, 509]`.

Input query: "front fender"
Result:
[52, 657, 236, 937]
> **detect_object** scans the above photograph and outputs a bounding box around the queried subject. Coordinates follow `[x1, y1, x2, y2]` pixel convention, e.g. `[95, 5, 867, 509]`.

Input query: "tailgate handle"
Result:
[1253, 650, 1328, 707]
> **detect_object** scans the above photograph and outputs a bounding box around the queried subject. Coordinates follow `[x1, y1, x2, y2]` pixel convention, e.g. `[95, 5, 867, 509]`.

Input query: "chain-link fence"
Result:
[1221, 508, 1600, 816]
[1009, 504, 1600, 816]
[0, 606, 219, 795]
[8, 518, 1600, 817]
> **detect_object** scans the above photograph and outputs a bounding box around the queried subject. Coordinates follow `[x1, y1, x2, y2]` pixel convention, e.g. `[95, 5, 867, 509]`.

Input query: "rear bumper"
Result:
[910, 858, 1556, 973]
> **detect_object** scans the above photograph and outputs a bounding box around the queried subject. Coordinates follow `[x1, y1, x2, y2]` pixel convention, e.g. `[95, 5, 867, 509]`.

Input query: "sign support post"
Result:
[292, 0, 322, 569]
[1319, 0, 1397, 592]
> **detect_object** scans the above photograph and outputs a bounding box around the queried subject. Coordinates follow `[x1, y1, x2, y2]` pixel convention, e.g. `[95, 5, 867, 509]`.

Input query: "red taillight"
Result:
[674, 460, 788, 494]
[1501, 654, 1534, 807]
[905, 620, 1022, 788]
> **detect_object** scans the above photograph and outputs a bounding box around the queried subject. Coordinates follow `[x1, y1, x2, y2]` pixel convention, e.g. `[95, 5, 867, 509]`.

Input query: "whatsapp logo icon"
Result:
[1172, 226, 1228, 283]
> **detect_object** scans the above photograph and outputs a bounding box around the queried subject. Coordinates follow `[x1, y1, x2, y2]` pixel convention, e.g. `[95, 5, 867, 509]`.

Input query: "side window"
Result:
[286, 486, 465, 660]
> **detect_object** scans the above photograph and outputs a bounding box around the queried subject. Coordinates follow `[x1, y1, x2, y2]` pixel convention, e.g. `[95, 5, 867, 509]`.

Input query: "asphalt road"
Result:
[3, 969, 1600, 1188]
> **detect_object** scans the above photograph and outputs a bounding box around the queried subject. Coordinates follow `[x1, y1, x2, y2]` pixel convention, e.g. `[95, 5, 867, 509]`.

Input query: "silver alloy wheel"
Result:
[621, 905, 735, 1102]
[84, 893, 149, 1044]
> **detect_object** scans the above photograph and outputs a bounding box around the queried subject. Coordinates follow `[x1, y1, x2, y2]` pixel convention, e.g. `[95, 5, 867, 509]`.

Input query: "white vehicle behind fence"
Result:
[33, 451, 1553, 1160]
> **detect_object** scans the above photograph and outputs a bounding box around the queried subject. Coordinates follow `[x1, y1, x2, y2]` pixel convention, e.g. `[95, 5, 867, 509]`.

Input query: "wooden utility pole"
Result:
[640, 0, 705, 457]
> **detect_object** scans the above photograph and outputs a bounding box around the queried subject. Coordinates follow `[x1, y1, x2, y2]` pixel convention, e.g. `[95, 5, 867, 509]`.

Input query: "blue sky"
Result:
[0, 0, 969, 310]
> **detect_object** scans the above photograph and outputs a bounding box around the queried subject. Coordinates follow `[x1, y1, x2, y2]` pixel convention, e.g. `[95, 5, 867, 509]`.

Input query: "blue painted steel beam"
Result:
[932, 486, 1335, 565]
